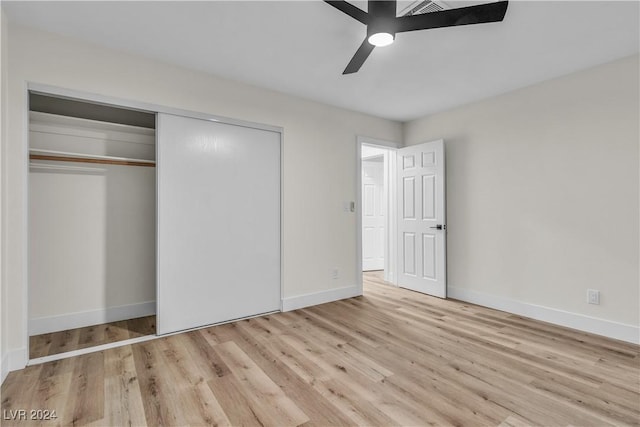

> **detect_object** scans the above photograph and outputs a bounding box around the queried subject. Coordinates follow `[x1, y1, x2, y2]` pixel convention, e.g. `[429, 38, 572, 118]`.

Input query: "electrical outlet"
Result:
[587, 289, 600, 305]
[331, 269, 339, 280]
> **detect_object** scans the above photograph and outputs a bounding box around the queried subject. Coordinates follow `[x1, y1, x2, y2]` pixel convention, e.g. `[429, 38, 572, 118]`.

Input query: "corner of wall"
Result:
[282, 285, 361, 312]
[0, 2, 8, 386]
[7, 348, 27, 373]
[448, 286, 639, 345]
[0, 348, 24, 388]
[1, 352, 8, 384]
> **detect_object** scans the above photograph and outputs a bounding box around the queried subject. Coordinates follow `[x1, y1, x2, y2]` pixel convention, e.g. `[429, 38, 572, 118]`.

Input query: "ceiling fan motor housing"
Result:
[367, 1, 398, 41]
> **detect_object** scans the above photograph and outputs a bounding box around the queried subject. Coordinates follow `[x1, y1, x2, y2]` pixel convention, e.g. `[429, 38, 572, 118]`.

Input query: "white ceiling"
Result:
[3, 1, 639, 122]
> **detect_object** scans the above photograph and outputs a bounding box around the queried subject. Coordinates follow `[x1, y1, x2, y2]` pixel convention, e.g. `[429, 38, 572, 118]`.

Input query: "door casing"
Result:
[356, 136, 399, 292]
[357, 137, 447, 299]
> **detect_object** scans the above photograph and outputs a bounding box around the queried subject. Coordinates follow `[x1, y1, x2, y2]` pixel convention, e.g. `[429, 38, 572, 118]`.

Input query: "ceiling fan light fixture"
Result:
[368, 32, 395, 47]
[325, 0, 509, 74]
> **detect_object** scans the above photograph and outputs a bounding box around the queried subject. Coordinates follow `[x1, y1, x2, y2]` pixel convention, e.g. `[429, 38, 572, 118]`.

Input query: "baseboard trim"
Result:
[29, 301, 156, 335]
[7, 347, 28, 374]
[282, 285, 361, 312]
[448, 286, 639, 344]
[1, 351, 8, 384]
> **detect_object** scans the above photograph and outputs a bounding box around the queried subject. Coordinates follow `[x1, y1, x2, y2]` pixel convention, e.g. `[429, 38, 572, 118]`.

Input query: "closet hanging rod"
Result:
[29, 149, 155, 168]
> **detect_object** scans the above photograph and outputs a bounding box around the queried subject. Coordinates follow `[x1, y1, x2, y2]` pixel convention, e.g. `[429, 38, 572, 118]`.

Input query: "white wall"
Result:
[404, 55, 639, 341]
[28, 113, 156, 334]
[3, 24, 402, 370]
[0, 6, 8, 383]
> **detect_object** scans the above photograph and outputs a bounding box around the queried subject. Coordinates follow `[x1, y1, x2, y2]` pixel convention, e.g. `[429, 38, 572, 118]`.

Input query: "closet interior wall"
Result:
[28, 94, 157, 337]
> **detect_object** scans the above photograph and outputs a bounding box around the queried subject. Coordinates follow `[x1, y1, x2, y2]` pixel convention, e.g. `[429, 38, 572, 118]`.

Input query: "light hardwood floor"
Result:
[2, 272, 639, 426]
[29, 316, 156, 359]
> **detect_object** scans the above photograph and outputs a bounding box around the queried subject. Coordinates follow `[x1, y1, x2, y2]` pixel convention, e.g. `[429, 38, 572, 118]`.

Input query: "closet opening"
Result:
[27, 92, 157, 360]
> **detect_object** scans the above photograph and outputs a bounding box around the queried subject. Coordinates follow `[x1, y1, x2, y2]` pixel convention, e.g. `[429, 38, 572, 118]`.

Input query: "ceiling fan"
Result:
[325, 0, 509, 74]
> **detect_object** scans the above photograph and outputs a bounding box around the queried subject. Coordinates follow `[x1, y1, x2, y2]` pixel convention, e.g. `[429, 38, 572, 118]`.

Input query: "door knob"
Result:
[429, 224, 446, 230]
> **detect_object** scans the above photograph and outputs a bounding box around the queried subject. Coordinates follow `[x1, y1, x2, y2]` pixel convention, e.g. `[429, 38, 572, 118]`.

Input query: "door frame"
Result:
[356, 136, 399, 293]
[22, 82, 284, 363]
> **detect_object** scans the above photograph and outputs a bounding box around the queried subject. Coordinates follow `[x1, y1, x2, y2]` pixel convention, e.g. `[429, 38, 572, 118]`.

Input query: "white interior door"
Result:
[397, 140, 446, 298]
[157, 113, 281, 335]
[362, 157, 385, 271]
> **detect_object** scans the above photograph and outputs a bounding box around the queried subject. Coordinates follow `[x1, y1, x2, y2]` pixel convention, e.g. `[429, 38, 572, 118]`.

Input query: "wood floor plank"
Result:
[499, 415, 533, 427]
[3, 272, 639, 426]
[104, 320, 130, 344]
[29, 316, 156, 359]
[29, 333, 53, 360]
[207, 371, 265, 427]
[128, 316, 157, 338]
[228, 321, 355, 426]
[131, 339, 183, 426]
[1, 365, 44, 426]
[186, 330, 233, 379]
[235, 321, 332, 383]
[311, 377, 399, 426]
[102, 345, 147, 427]
[63, 352, 105, 426]
[157, 334, 231, 426]
[30, 358, 75, 425]
[346, 338, 513, 425]
[529, 377, 639, 425]
[47, 328, 80, 357]
[301, 307, 381, 348]
[214, 340, 310, 426]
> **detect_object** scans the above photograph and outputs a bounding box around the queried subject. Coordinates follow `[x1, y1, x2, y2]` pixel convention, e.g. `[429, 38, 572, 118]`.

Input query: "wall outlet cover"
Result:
[587, 289, 600, 305]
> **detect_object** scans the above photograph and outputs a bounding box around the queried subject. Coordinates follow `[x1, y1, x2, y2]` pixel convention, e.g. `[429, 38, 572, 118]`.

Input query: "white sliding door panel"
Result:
[157, 113, 280, 335]
[397, 140, 446, 298]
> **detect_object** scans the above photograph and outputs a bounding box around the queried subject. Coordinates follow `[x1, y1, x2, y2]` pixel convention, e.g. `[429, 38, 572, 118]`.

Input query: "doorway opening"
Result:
[358, 139, 398, 292]
[358, 138, 448, 298]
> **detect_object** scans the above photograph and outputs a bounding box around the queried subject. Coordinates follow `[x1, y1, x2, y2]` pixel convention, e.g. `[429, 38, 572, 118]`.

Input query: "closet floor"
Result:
[29, 315, 156, 359]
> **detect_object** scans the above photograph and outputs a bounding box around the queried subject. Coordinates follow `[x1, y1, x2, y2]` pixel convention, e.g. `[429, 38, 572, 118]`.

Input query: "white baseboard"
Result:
[1, 351, 8, 384]
[29, 301, 156, 335]
[7, 347, 28, 374]
[282, 285, 361, 312]
[448, 286, 639, 345]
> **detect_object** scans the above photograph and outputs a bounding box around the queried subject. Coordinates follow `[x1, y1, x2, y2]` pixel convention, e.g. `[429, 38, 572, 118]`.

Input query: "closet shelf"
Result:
[30, 162, 105, 173]
[29, 149, 156, 167]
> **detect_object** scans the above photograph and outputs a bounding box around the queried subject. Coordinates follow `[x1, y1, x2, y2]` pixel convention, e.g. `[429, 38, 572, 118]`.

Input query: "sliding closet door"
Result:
[157, 113, 281, 335]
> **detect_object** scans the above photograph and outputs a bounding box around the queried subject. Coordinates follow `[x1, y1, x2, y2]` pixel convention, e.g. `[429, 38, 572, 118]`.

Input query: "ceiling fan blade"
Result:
[343, 38, 375, 74]
[324, 1, 369, 25]
[395, 1, 508, 33]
